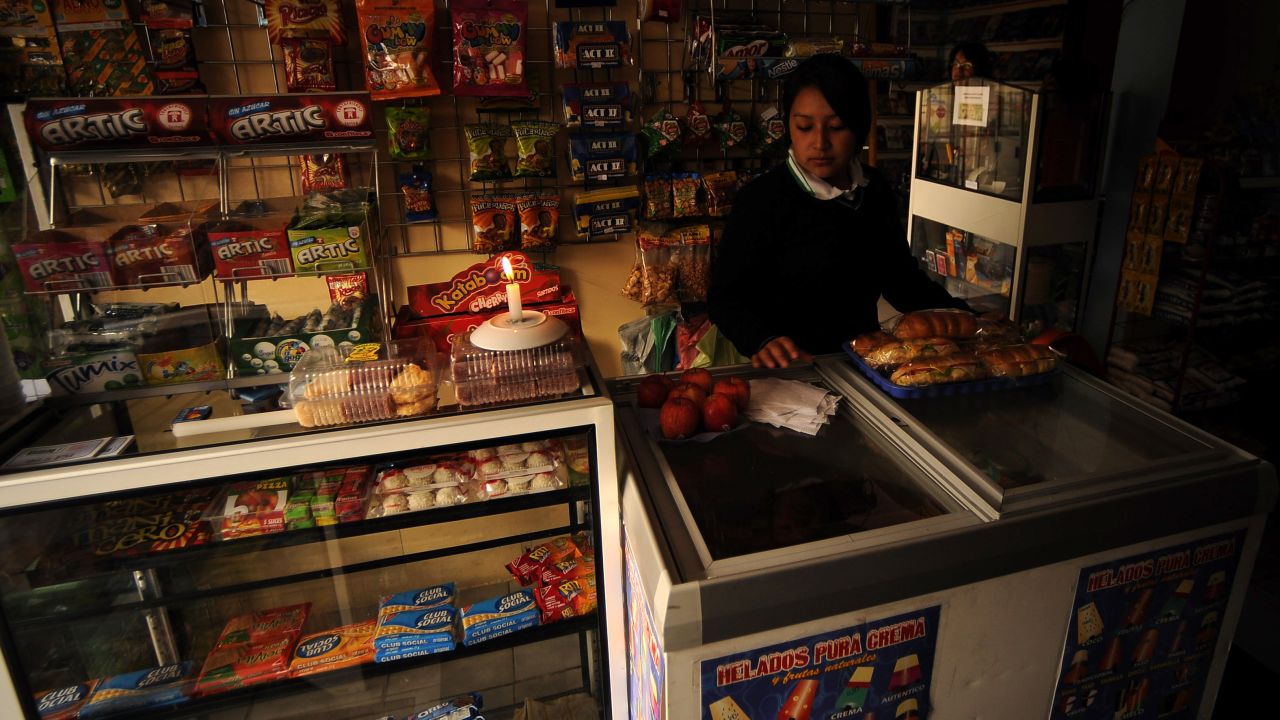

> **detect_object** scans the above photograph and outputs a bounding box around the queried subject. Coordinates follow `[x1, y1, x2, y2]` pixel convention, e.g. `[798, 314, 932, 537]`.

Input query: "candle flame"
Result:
[500, 256, 514, 282]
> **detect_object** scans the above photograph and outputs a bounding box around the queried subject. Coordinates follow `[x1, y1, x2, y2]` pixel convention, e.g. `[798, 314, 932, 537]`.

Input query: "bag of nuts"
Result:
[621, 226, 678, 305]
[672, 225, 711, 302]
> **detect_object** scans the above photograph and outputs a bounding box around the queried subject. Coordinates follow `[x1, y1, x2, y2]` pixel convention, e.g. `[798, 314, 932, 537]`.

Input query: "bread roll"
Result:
[850, 331, 895, 357]
[889, 353, 986, 386]
[893, 310, 978, 340]
[977, 344, 1058, 377]
[864, 337, 959, 367]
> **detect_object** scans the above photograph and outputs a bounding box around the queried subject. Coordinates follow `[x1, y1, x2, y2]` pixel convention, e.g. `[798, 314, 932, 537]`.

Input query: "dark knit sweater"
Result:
[708, 163, 969, 357]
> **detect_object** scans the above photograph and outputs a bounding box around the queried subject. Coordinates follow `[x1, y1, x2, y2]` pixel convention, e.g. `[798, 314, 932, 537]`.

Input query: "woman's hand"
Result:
[752, 337, 813, 369]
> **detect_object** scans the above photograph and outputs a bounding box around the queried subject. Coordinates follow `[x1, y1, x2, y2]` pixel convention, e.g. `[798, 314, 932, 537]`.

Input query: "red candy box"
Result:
[13, 229, 115, 292]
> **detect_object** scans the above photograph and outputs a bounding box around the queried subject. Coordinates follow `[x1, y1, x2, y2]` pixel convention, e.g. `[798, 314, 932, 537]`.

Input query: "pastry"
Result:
[977, 344, 1058, 377]
[394, 395, 435, 417]
[407, 492, 433, 511]
[892, 310, 978, 340]
[501, 452, 529, 470]
[403, 464, 437, 486]
[507, 475, 532, 493]
[520, 440, 547, 452]
[378, 470, 408, 492]
[435, 486, 463, 505]
[382, 494, 409, 515]
[529, 472, 557, 491]
[471, 447, 497, 461]
[526, 451, 553, 468]
[306, 369, 350, 398]
[478, 459, 504, 476]
[389, 363, 433, 404]
[889, 354, 986, 387]
[850, 330, 895, 357]
[863, 337, 959, 367]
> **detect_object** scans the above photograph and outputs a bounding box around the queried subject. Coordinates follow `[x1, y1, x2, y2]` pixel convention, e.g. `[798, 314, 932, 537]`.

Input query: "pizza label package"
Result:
[211, 477, 292, 539]
[209, 93, 373, 145]
[25, 97, 212, 152]
[78, 662, 193, 718]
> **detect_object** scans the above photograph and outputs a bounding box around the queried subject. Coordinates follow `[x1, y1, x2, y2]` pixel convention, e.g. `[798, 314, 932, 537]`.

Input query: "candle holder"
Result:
[468, 310, 568, 352]
[452, 311, 581, 407]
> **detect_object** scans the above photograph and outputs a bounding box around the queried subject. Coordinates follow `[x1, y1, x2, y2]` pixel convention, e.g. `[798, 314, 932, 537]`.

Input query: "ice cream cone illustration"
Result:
[1131, 628, 1159, 665]
[1099, 636, 1124, 673]
[1123, 588, 1154, 627]
[1196, 611, 1219, 650]
[895, 699, 920, 720]
[1158, 579, 1194, 620]
[834, 665, 874, 710]
[888, 654, 922, 690]
[1169, 619, 1188, 654]
[1205, 571, 1227, 602]
[776, 679, 818, 720]
[1077, 602, 1104, 644]
[1064, 649, 1088, 684]
[709, 696, 751, 720]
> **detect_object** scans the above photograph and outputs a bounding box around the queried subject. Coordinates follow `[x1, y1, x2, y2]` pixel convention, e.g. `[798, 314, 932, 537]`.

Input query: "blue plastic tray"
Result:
[842, 345, 1057, 399]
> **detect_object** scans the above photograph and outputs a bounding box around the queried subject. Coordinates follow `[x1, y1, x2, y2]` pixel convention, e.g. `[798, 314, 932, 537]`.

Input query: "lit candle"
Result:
[501, 256, 523, 323]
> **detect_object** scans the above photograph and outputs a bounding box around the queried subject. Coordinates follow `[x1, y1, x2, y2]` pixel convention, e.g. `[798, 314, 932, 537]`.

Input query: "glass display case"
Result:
[611, 358, 1274, 719]
[0, 360, 623, 720]
[908, 79, 1105, 335]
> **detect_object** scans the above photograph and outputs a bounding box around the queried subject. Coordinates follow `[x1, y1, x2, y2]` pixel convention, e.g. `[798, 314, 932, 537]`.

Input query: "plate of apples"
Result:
[634, 368, 752, 442]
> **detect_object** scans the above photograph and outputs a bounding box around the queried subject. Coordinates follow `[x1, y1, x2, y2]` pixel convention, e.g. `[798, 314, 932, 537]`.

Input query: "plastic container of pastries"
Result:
[290, 340, 439, 428]
[471, 439, 563, 480]
[450, 333, 582, 407]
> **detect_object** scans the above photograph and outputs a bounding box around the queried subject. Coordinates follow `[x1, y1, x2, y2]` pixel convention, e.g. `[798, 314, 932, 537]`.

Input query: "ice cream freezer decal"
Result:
[1050, 531, 1245, 719]
[701, 606, 940, 720]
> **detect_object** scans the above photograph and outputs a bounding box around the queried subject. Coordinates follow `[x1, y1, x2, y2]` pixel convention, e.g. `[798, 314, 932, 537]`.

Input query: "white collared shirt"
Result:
[785, 149, 868, 201]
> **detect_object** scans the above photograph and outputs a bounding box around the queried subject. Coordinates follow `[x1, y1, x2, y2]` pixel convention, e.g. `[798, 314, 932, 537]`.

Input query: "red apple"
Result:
[636, 375, 673, 408]
[660, 397, 701, 440]
[680, 367, 713, 393]
[701, 393, 739, 432]
[668, 382, 707, 405]
[713, 377, 751, 411]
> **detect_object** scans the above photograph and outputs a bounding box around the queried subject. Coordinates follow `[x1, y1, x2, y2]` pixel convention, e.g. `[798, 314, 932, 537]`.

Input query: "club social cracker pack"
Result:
[290, 620, 377, 677]
[78, 662, 194, 718]
[458, 588, 539, 645]
[34, 680, 99, 720]
[24, 97, 212, 152]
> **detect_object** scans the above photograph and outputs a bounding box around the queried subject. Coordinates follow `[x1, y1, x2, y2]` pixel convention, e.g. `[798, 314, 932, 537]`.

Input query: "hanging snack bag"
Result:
[756, 106, 786, 154]
[299, 154, 349, 194]
[568, 133, 637, 182]
[702, 170, 738, 217]
[673, 224, 712, 302]
[684, 101, 713, 148]
[470, 194, 517, 253]
[465, 124, 512, 181]
[401, 168, 437, 223]
[554, 21, 632, 69]
[635, 227, 677, 305]
[642, 174, 673, 221]
[642, 0, 682, 23]
[386, 107, 432, 161]
[562, 82, 633, 130]
[264, 0, 345, 44]
[517, 190, 561, 252]
[641, 107, 682, 158]
[715, 109, 748, 150]
[356, 0, 441, 100]
[451, 0, 528, 97]
[512, 121, 558, 179]
[574, 186, 641, 239]
[147, 23, 203, 94]
[281, 38, 336, 92]
[671, 173, 702, 218]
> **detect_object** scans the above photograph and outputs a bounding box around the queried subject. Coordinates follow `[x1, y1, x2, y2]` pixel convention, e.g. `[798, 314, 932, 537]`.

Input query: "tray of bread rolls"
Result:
[289, 340, 439, 427]
[845, 309, 1060, 399]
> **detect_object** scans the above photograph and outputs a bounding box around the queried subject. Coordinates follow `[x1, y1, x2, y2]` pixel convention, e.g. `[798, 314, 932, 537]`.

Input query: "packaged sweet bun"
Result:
[850, 330, 895, 357]
[977, 344, 1058, 377]
[892, 310, 978, 340]
[889, 354, 986, 387]
[863, 337, 959, 367]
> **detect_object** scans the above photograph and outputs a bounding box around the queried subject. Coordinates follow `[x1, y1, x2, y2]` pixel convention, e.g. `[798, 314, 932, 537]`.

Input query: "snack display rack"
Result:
[0, 361, 623, 720]
[610, 357, 1275, 718]
[907, 78, 1105, 334]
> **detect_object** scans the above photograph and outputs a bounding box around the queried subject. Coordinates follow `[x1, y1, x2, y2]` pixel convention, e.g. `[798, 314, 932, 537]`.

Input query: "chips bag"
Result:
[401, 168, 437, 222]
[465, 124, 512, 181]
[386, 107, 431, 161]
[512, 121, 558, 178]
[715, 109, 748, 150]
[684, 101, 712, 147]
[264, 0, 345, 44]
[641, 107, 682, 158]
[702, 171, 738, 217]
[643, 174, 673, 221]
[517, 190, 561, 252]
[299, 154, 348, 194]
[470, 194, 517, 253]
[451, 0, 528, 97]
[356, 0, 442, 100]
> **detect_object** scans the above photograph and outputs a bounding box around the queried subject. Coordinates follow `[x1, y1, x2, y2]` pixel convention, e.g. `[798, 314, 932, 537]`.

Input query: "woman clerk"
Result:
[708, 55, 970, 369]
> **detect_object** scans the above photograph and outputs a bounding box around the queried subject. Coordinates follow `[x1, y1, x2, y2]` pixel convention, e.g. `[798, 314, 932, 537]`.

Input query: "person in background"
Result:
[708, 55, 970, 369]
[949, 41, 994, 81]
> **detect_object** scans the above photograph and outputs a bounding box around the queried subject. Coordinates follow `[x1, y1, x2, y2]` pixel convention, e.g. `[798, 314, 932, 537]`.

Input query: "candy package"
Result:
[386, 107, 431, 161]
[512, 121, 558, 178]
[642, 174, 673, 221]
[452, 0, 528, 97]
[671, 173, 702, 217]
[299, 154, 348, 194]
[506, 535, 584, 585]
[627, 226, 677, 305]
[535, 573, 597, 623]
[400, 168, 437, 223]
[574, 186, 641, 239]
[756, 106, 786, 153]
[281, 38, 336, 92]
[672, 224, 712, 302]
[470, 194, 517, 253]
[702, 170, 738, 217]
[568, 134, 637, 182]
[641, 107, 681, 158]
[554, 21, 632, 69]
[684, 102, 713, 147]
[465, 124, 512, 181]
[642, 0, 682, 23]
[518, 190, 561, 251]
[562, 82, 633, 129]
[356, 0, 441, 100]
[715, 109, 748, 150]
[147, 24, 203, 94]
[264, 0, 345, 44]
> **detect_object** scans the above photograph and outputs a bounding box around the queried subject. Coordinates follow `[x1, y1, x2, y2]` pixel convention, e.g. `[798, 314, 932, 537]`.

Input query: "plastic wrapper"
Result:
[574, 186, 640, 239]
[465, 124, 512, 181]
[535, 573, 597, 622]
[702, 171, 738, 217]
[756, 106, 786, 154]
[628, 228, 678, 305]
[356, 0, 441, 99]
[289, 341, 439, 427]
[452, 0, 528, 97]
[289, 621, 376, 677]
[643, 174, 673, 221]
[470, 193, 518, 254]
[684, 101, 712, 147]
[459, 589, 539, 645]
[562, 82, 632, 129]
[401, 168, 438, 223]
[451, 333, 582, 407]
[513, 121, 558, 178]
[407, 694, 483, 720]
[386, 107, 431, 161]
[641, 107, 681, 158]
[264, 0, 344, 44]
[554, 21, 632, 69]
[672, 225, 712, 302]
[568, 133, 636, 182]
[671, 173, 701, 217]
[785, 35, 844, 58]
[299, 153, 348, 194]
[204, 477, 292, 540]
[80, 663, 192, 717]
[506, 535, 583, 585]
[518, 190, 560, 252]
[715, 109, 748, 150]
[379, 583, 456, 617]
[372, 606, 457, 652]
[367, 458, 475, 517]
[281, 38, 336, 92]
[34, 680, 98, 720]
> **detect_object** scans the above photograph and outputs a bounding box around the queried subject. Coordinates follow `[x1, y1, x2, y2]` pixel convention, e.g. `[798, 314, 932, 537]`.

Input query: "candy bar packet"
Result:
[264, 0, 344, 44]
[554, 21, 632, 69]
[465, 124, 513, 181]
[400, 167, 438, 223]
[452, 0, 528, 97]
[641, 107, 682, 158]
[518, 190, 561, 252]
[643, 174, 673, 220]
[715, 109, 748, 150]
[562, 82, 633, 129]
[356, 0, 441, 100]
[299, 154, 349, 194]
[684, 101, 713, 147]
[281, 38, 336, 92]
[326, 272, 369, 306]
[512, 121, 558, 178]
[568, 133, 637, 182]
[702, 170, 738, 217]
[470, 194, 517, 254]
[386, 107, 432, 161]
[756, 106, 786, 154]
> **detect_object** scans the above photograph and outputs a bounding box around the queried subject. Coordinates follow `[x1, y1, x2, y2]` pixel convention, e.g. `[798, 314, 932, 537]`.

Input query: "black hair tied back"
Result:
[781, 55, 872, 148]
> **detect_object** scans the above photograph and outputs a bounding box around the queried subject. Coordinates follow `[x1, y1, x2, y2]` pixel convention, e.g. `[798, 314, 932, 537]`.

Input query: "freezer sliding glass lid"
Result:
[650, 409, 956, 560]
